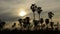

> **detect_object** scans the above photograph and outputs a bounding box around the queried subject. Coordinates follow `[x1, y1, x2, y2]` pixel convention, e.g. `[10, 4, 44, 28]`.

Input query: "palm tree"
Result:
[40, 18, 44, 29]
[37, 7, 42, 20]
[45, 19, 49, 29]
[23, 19, 26, 29]
[56, 22, 59, 30]
[30, 4, 37, 20]
[33, 20, 39, 30]
[40, 18, 44, 25]
[50, 22, 54, 29]
[18, 18, 23, 26]
[25, 17, 30, 30]
[48, 12, 54, 22]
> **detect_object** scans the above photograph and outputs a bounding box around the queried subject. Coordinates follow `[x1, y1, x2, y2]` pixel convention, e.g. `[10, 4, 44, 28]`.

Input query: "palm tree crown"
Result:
[30, 4, 37, 12]
[37, 7, 42, 14]
[48, 12, 54, 19]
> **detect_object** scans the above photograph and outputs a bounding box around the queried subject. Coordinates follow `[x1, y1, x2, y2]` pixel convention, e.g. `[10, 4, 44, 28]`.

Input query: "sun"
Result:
[19, 10, 26, 17]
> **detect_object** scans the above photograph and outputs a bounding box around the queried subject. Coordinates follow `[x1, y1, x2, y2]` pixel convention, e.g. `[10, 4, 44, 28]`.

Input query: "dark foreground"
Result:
[0, 29, 60, 34]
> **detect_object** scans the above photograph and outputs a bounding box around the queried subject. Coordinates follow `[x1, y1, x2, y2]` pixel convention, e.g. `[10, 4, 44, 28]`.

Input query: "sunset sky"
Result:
[0, 0, 60, 23]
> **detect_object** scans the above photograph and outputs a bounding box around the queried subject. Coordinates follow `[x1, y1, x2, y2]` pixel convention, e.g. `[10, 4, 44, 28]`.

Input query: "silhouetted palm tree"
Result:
[25, 17, 30, 30]
[45, 19, 49, 28]
[40, 18, 44, 29]
[37, 7, 42, 20]
[30, 4, 37, 20]
[50, 22, 54, 29]
[25, 17, 30, 24]
[40, 18, 44, 25]
[23, 17, 30, 28]
[18, 18, 23, 26]
[23, 19, 26, 28]
[33, 20, 39, 30]
[48, 12, 54, 22]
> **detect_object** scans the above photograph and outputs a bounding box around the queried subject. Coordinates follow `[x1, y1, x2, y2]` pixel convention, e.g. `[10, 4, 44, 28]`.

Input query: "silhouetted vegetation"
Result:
[30, 4, 37, 20]
[18, 18, 23, 27]
[12, 23, 16, 28]
[37, 7, 42, 20]
[0, 19, 5, 30]
[0, 4, 60, 33]
[48, 12, 54, 22]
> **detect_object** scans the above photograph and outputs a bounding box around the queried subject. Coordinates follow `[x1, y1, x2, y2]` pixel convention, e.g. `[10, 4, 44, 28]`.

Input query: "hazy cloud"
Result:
[0, 0, 60, 22]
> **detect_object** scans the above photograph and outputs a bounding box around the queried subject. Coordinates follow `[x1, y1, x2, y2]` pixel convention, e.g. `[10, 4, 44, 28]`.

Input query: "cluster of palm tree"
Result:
[30, 4, 55, 30]
[17, 4, 55, 30]
[18, 17, 30, 30]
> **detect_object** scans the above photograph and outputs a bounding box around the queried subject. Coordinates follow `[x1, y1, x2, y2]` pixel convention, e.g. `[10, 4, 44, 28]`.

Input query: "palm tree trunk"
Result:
[51, 19, 52, 22]
[33, 12, 35, 20]
[39, 14, 42, 29]
[51, 17, 52, 22]
[39, 14, 40, 20]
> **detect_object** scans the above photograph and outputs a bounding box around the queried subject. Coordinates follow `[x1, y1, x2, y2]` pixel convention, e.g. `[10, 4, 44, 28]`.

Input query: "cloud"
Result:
[0, 0, 60, 22]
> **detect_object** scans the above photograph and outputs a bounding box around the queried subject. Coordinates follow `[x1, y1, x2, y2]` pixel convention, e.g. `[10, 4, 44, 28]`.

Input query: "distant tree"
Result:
[0, 21, 5, 29]
[30, 4, 37, 20]
[45, 19, 49, 25]
[23, 19, 26, 28]
[25, 17, 30, 24]
[40, 18, 44, 29]
[25, 17, 30, 30]
[48, 12, 54, 22]
[55, 22, 59, 30]
[18, 18, 23, 26]
[45, 19, 49, 28]
[33, 20, 39, 27]
[40, 18, 44, 25]
[33, 20, 39, 30]
[12, 23, 16, 28]
[50, 22, 54, 29]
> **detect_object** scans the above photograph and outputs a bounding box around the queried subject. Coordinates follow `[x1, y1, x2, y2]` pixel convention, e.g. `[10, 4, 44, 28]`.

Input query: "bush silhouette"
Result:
[50, 22, 54, 29]
[12, 23, 16, 28]
[45, 19, 49, 25]
[18, 18, 23, 26]
[40, 18, 44, 24]
[0, 20, 6, 29]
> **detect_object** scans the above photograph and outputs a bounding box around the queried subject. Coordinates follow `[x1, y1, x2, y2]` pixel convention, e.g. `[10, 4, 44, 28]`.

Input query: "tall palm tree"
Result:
[30, 4, 37, 20]
[37, 7, 42, 29]
[37, 7, 42, 20]
[48, 12, 54, 22]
